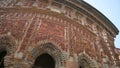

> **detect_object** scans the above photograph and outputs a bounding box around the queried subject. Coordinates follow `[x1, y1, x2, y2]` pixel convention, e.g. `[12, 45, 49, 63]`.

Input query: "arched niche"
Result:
[0, 35, 16, 55]
[31, 42, 64, 68]
[79, 59, 91, 68]
[78, 53, 97, 68]
[0, 35, 16, 67]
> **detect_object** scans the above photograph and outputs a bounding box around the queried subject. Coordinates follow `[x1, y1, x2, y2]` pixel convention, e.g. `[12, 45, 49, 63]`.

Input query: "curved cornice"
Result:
[81, 0, 119, 35]
[55, 0, 119, 37]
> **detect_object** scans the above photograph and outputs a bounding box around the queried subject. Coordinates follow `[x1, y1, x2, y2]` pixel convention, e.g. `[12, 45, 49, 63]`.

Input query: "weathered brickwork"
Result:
[0, 0, 119, 68]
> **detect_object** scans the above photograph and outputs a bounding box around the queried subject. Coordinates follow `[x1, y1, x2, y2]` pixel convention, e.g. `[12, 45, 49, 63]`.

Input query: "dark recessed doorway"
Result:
[0, 50, 7, 68]
[33, 53, 55, 68]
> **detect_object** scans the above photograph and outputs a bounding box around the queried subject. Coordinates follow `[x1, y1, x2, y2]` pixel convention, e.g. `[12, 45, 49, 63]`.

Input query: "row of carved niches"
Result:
[85, 18, 113, 60]
[0, 0, 84, 23]
[85, 18, 110, 42]
[0, 13, 108, 44]
[0, 0, 102, 37]
[0, 0, 108, 37]
[0, 0, 50, 8]
[50, 1, 84, 20]
[51, 1, 111, 40]
[85, 18, 97, 34]
[0, 0, 92, 29]
[0, 0, 109, 42]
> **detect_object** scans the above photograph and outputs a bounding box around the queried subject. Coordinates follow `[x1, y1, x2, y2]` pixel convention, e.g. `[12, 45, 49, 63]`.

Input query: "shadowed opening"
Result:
[79, 59, 90, 68]
[0, 50, 7, 68]
[33, 53, 55, 68]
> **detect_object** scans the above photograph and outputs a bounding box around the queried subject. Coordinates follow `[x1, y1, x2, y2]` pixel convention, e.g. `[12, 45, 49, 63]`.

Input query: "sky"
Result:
[83, 0, 120, 48]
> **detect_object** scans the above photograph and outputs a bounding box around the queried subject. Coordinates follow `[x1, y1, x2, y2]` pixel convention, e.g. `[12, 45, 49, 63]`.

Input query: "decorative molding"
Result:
[0, 34, 16, 55]
[30, 41, 65, 68]
[78, 53, 98, 68]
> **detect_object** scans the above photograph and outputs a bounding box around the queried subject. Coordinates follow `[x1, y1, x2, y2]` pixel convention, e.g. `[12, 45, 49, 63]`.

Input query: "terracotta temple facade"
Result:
[0, 0, 119, 68]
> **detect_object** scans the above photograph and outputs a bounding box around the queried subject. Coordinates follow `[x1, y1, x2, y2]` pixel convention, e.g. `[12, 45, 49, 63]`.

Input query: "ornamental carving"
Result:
[31, 42, 65, 67]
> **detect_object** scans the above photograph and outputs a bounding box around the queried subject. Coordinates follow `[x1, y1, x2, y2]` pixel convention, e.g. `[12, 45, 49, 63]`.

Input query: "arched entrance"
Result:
[0, 50, 7, 68]
[32, 53, 55, 68]
[31, 42, 64, 68]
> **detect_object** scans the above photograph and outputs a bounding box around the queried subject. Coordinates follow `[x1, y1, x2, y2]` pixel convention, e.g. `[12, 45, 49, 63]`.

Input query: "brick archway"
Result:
[0, 35, 16, 55]
[78, 53, 97, 68]
[31, 42, 64, 68]
[0, 35, 16, 68]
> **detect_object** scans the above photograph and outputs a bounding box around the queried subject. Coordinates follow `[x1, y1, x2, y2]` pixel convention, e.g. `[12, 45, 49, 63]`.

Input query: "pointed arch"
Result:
[78, 53, 98, 68]
[0, 34, 16, 55]
[0, 34, 17, 68]
[31, 42, 65, 68]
